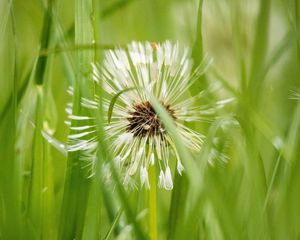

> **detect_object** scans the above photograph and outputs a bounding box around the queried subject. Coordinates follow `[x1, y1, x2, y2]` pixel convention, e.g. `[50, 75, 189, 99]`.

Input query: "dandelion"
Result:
[66, 41, 214, 190]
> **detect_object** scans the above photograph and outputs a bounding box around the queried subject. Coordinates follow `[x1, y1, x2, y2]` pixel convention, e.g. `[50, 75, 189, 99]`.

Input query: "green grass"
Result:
[1, 0, 300, 239]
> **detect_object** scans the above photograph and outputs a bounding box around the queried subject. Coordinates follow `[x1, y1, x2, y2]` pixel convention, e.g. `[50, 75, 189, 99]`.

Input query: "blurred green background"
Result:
[1, 0, 300, 239]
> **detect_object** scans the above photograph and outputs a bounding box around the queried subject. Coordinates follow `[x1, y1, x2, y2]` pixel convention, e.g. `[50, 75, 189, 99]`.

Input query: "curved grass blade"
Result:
[148, 93, 200, 186]
[108, 87, 136, 123]
[103, 208, 124, 240]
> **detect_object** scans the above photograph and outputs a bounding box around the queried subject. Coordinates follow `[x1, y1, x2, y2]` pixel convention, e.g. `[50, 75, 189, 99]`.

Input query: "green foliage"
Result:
[1, 0, 300, 239]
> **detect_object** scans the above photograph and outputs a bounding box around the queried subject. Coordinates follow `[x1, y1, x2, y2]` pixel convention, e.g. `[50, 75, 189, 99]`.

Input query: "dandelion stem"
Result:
[149, 164, 158, 240]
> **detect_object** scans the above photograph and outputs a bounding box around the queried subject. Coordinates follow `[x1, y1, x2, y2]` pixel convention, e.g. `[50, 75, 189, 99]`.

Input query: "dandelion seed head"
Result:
[65, 41, 221, 190]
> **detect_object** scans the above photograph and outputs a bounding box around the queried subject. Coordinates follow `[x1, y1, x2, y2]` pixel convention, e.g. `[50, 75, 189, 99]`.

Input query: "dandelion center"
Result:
[126, 101, 176, 138]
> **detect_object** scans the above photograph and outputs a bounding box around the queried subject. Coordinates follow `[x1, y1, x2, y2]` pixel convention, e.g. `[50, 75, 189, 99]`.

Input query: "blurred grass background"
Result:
[1, 0, 300, 239]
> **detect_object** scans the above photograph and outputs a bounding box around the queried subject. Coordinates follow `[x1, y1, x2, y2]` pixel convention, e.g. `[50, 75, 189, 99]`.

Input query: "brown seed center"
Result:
[126, 101, 176, 138]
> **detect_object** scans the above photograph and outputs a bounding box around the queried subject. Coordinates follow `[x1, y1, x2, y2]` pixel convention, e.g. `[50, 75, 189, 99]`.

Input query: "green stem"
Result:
[149, 165, 157, 240]
[190, 0, 206, 94]
[167, 169, 188, 240]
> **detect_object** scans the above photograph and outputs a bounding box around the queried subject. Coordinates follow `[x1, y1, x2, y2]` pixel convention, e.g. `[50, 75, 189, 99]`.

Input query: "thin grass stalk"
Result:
[81, 0, 102, 239]
[148, 164, 157, 240]
[149, 95, 199, 186]
[192, 0, 203, 67]
[191, 0, 206, 94]
[231, 0, 247, 91]
[28, 88, 45, 239]
[10, 4, 21, 238]
[0, 3, 21, 238]
[35, 0, 54, 85]
[247, 0, 270, 100]
[167, 170, 188, 240]
[58, 0, 94, 238]
[41, 39, 58, 239]
[103, 208, 124, 240]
